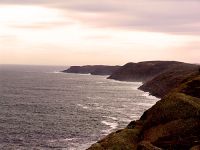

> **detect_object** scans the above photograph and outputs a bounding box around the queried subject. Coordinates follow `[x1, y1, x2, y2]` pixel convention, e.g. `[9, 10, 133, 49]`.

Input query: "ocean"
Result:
[0, 65, 159, 150]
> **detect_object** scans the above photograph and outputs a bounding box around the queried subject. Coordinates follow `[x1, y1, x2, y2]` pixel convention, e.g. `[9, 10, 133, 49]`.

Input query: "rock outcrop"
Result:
[87, 63, 200, 150]
[62, 65, 120, 75]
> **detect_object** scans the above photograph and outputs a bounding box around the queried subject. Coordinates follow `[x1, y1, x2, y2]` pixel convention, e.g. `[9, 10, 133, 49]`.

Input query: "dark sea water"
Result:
[0, 65, 159, 150]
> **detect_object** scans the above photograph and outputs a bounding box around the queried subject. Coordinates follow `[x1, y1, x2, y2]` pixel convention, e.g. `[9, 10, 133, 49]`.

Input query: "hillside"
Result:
[139, 63, 199, 98]
[62, 65, 121, 75]
[108, 61, 182, 82]
[87, 72, 200, 150]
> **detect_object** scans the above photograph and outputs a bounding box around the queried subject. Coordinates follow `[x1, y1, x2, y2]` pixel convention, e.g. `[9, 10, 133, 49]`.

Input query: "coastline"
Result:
[62, 62, 200, 149]
[87, 72, 200, 150]
[62, 72, 161, 149]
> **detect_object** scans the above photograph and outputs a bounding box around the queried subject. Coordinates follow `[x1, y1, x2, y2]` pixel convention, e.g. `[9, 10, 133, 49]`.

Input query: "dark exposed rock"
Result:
[127, 121, 137, 129]
[127, 120, 144, 129]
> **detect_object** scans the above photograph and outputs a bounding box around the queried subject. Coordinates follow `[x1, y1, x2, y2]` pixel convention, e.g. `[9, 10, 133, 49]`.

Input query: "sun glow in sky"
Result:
[0, 1, 200, 65]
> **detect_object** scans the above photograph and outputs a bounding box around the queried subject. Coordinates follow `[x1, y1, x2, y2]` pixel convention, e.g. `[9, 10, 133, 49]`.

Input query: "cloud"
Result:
[8, 21, 73, 29]
[0, 34, 18, 42]
[84, 35, 112, 40]
[0, 0, 200, 34]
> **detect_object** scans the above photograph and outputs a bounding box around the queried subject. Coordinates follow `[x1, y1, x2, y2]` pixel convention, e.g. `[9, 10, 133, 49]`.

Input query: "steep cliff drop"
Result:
[88, 63, 200, 150]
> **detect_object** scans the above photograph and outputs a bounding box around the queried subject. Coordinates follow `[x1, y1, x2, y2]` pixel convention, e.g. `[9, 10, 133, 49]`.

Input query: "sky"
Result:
[0, 0, 200, 65]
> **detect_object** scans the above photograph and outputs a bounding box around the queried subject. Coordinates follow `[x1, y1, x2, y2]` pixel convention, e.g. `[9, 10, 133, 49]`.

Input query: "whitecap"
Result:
[131, 86, 139, 90]
[63, 138, 79, 142]
[96, 81, 104, 84]
[67, 141, 96, 150]
[77, 104, 89, 109]
[44, 71, 61, 74]
[48, 137, 79, 143]
[142, 92, 160, 100]
[87, 97, 93, 100]
[103, 116, 118, 121]
[48, 138, 94, 150]
[87, 96, 103, 100]
[92, 102, 100, 106]
[101, 120, 118, 134]
[129, 114, 140, 120]
[136, 102, 154, 107]
[53, 71, 61, 74]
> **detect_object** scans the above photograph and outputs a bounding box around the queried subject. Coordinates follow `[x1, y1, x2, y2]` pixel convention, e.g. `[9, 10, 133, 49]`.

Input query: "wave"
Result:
[101, 120, 118, 134]
[103, 116, 118, 121]
[43, 71, 62, 74]
[142, 92, 160, 100]
[96, 81, 104, 84]
[136, 102, 155, 107]
[87, 96, 103, 100]
[77, 104, 89, 110]
[48, 138, 94, 150]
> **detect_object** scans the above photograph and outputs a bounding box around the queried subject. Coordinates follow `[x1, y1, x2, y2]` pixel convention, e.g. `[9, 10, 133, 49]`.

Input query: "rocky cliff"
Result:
[108, 61, 182, 82]
[62, 65, 120, 75]
[63, 61, 200, 149]
[139, 63, 198, 98]
[87, 72, 200, 150]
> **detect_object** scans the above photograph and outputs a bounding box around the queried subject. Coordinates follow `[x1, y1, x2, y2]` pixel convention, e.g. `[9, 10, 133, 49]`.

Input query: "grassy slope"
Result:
[87, 72, 200, 150]
[139, 63, 198, 98]
[108, 61, 183, 82]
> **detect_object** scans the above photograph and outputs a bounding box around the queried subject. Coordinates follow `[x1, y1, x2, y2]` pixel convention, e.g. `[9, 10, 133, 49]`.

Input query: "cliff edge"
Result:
[108, 61, 182, 82]
[87, 72, 200, 150]
[139, 63, 198, 98]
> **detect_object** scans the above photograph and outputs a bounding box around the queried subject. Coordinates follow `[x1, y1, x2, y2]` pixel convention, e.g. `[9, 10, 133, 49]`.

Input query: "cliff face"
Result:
[139, 63, 199, 98]
[87, 73, 200, 150]
[63, 61, 200, 149]
[62, 65, 120, 75]
[108, 61, 182, 82]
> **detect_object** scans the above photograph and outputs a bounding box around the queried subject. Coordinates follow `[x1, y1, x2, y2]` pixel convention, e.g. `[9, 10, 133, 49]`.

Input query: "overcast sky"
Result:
[0, 0, 200, 65]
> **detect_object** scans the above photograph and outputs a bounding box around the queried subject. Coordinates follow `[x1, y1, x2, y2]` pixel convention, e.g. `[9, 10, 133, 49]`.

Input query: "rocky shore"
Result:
[88, 73, 200, 149]
[87, 61, 200, 150]
[63, 61, 200, 149]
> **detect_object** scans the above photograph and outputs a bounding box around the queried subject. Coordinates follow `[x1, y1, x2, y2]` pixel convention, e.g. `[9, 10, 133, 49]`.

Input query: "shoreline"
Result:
[87, 73, 200, 149]
[62, 71, 160, 99]
[62, 72, 160, 150]
[61, 72, 160, 149]
[62, 63, 200, 149]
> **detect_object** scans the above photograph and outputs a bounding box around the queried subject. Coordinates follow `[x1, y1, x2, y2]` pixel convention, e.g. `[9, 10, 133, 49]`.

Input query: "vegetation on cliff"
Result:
[63, 61, 200, 149]
[108, 61, 182, 82]
[139, 63, 198, 98]
[87, 63, 200, 150]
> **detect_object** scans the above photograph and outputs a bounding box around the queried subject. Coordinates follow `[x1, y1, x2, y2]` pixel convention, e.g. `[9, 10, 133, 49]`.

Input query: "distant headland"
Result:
[62, 65, 121, 75]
